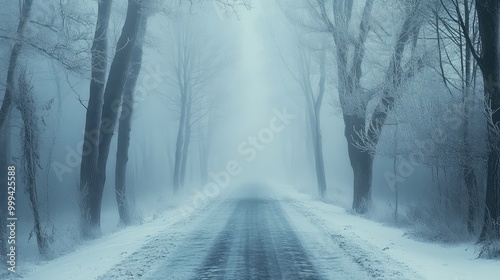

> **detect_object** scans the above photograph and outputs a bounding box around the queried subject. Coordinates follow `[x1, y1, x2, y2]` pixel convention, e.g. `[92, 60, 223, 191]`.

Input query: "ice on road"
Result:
[98, 184, 420, 279]
[156, 187, 318, 279]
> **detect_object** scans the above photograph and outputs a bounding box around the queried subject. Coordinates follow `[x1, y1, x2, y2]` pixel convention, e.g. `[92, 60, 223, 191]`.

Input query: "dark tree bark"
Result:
[114, 67, 136, 226]
[17, 72, 50, 257]
[361, 2, 421, 213]
[115, 17, 147, 226]
[436, 0, 480, 235]
[319, 0, 374, 212]
[465, 163, 479, 233]
[79, 0, 113, 238]
[337, 0, 375, 212]
[95, 0, 143, 229]
[332, 0, 421, 213]
[462, 0, 479, 235]
[475, 0, 500, 244]
[81, 0, 144, 237]
[460, 0, 480, 235]
[344, 115, 374, 212]
[0, 0, 33, 131]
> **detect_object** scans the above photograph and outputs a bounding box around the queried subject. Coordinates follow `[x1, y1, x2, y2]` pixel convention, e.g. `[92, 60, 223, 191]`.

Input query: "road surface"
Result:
[99, 184, 420, 279]
[160, 187, 318, 279]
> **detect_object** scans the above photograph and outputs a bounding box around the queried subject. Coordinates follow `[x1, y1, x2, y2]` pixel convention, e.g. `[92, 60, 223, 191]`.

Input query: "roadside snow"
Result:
[13, 184, 499, 280]
[17, 194, 221, 280]
[272, 184, 500, 280]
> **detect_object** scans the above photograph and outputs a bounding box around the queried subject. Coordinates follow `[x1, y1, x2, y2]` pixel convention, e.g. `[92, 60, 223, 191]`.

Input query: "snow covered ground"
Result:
[12, 183, 500, 279]
[272, 184, 500, 280]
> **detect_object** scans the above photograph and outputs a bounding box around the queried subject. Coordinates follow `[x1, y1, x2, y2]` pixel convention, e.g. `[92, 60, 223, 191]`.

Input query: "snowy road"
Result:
[23, 184, 498, 280]
[97, 184, 421, 279]
[164, 190, 318, 279]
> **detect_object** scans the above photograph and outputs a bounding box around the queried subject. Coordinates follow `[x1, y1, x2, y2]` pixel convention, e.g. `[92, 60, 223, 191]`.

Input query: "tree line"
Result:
[274, 0, 499, 257]
[0, 0, 247, 260]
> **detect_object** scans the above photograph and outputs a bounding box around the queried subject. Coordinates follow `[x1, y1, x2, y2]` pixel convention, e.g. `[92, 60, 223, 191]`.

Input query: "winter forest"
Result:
[0, 0, 499, 279]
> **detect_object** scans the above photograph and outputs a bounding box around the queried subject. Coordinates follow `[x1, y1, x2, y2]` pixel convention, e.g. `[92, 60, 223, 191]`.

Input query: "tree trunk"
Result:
[173, 93, 187, 194]
[304, 110, 315, 174]
[465, 164, 478, 233]
[25, 156, 49, 257]
[179, 92, 193, 188]
[82, 0, 144, 237]
[330, 0, 373, 212]
[299, 47, 327, 197]
[476, 0, 500, 243]
[306, 107, 326, 197]
[348, 1, 421, 213]
[18, 73, 50, 257]
[179, 130, 190, 188]
[464, 65, 479, 235]
[115, 88, 133, 226]
[79, 0, 113, 238]
[313, 121, 327, 197]
[0, 0, 33, 131]
[315, 50, 327, 197]
[344, 114, 374, 213]
[115, 18, 146, 226]
[460, 0, 479, 236]
[199, 122, 210, 185]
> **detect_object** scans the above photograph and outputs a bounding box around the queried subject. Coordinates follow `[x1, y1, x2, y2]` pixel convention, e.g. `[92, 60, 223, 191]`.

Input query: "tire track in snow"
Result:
[279, 196, 423, 280]
[196, 197, 321, 279]
[97, 196, 234, 280]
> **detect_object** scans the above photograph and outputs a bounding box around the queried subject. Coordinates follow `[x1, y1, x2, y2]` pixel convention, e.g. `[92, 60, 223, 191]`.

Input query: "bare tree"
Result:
[197, 111, 215, 185]
[115, 15, 150, 226]
[163, 9, 227, 193]
[78, 0, 114, 238]
[443, 0, 500, 251]
[432, 0, 482, 235]
[271, 20, 328, 196]
[1, 0, 95, 238]
[0, 0, 96, 239]
[310, 0, 423, 212]
[0, 0, 33, 132]
[465, 0, 500, 251]
[16, 70, 50, 258]
[298, 46, 328, 197]
[1, 0, 94, 132]
[79, 0, 146, 238]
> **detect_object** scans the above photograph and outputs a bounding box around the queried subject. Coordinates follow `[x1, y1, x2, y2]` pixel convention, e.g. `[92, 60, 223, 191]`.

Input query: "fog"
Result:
[1, 0, 500, 277]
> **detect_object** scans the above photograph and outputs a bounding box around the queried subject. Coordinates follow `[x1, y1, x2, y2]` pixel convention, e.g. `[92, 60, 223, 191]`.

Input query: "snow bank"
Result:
[272, 184, 500, 280]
